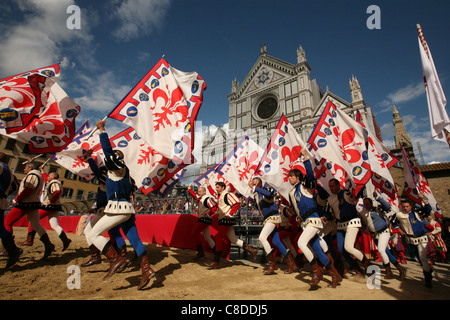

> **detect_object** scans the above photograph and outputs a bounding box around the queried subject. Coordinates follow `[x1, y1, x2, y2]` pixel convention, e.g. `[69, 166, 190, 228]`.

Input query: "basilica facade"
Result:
[202, 44, 376, 171]
[227, 44, 375, 139]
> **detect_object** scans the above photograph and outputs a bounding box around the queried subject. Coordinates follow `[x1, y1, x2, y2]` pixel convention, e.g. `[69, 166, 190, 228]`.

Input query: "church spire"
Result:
[392, 104, 415, 159]
[393, 103, 400, 117]
[349, 75, 364, 107]
[297, 45, 306, 63]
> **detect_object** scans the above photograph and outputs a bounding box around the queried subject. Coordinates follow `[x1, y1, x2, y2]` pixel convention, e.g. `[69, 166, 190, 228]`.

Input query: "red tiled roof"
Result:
[419, 162, 450, 172]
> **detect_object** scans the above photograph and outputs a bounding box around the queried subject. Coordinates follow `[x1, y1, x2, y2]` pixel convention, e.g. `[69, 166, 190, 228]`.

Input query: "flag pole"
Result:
[416, 24, 429, 59]
[42, 155, 53, 166]
[85, 115, 107, 140]
[22, 154, 43, 164]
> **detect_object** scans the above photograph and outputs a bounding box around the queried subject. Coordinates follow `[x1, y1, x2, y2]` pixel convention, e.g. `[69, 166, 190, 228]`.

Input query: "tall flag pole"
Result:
[416, 24, 450, 147]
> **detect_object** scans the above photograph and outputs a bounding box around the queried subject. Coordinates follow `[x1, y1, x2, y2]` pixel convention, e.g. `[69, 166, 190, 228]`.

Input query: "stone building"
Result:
[227, 44, 374, 140]
[202, 44, 375, 171]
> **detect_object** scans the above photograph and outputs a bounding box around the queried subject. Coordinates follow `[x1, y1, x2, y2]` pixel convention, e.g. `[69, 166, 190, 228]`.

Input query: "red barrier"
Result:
[13, 214, 231, 256]
[11, 214, 81, 234]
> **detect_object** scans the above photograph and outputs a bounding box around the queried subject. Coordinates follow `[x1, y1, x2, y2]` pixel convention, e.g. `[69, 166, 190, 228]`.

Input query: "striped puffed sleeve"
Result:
[203, 196, 217, 209]
[50, 181, 62, 194]
[225, 193, 240, 216]
[23, 173, 40, 189]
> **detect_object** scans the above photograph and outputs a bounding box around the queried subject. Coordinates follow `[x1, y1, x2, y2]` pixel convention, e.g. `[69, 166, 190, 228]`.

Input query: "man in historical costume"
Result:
[81, 149, 133, 269]
[248, 177, 297, 275]
[276, 195, 303, 271]
[187, 183, 217, 260]
[85, 119, 155, 289]
[327, 178, 370, 276]
[204, 181, 258, 269]
[391, 196, 433, 288]
[288, 149, 341, 288]
[80, 150, 109, 267]
[425, 215, 447, 263]
[358, 193, 406, 280]
[17, 166, 71, 251]
[4, 162, 55, 260]
[0, 152, 22, 268]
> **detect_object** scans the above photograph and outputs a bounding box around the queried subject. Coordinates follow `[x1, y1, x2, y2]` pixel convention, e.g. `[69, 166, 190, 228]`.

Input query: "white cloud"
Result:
[377, 113, 450, 163]
[376, 82, 426, 113]
[0, 0, 92, 77]
[111, 0, 172, 41]
[72, 71, 131, 113]
[379, 122, 395, 141]
[409, 132, 450, 164]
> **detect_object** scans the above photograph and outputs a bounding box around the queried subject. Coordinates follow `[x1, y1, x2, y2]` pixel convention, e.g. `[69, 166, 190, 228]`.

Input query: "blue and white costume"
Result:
[391, 202, 432, 272]
[87, 131, 135, 253]
[251, 186, 287, 257]
[289, 159, 330, 267]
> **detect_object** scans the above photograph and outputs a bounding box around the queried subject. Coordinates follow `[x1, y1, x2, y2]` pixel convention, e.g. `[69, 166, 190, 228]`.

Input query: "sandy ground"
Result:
[0, 227, 449, 302]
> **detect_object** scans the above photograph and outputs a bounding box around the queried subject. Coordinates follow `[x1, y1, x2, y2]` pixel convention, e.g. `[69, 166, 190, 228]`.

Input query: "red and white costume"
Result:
[4, 169, 47, 237]
[188, 186, 217, 251]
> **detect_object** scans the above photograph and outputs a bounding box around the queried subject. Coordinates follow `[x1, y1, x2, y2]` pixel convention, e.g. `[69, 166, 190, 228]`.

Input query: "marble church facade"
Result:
[201, 44, 375, 171]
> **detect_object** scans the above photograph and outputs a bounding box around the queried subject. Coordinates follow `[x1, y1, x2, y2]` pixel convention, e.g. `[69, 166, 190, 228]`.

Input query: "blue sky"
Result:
[1, 0, 450, 165]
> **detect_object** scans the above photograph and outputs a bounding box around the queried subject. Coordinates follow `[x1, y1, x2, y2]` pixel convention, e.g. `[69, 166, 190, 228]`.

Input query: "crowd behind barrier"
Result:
[132, 196, 265, 226]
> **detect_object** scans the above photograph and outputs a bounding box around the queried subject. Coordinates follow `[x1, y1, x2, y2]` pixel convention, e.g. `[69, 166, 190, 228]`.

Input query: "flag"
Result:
[152, 169, 187, 197]
[401, 145, 441, 215]
[0, 64, 60, 133]
[52, 121, 103, 181]
[214, 136, 264, 197]
[108, 58, 207, 164]
[308, 100, 371, 197]
[0, 77, 80, 153]
[107, 126, 186, 196]
[376, 187, 400, 216]
[417, 24, 450, 145]
[356, 110, 399, 199]
[194, 164, 236, 198]
[254, 115, 307, 200]
[310, 149, 353, 194]
[370, 106, 383, 142]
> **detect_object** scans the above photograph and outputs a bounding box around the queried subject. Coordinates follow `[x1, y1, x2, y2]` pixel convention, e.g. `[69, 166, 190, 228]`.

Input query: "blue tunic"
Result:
[87, 157, 107, 209]
[100, 132, 134, 201]
[253, 187, 279, 219]
[291, 159, 320, 220]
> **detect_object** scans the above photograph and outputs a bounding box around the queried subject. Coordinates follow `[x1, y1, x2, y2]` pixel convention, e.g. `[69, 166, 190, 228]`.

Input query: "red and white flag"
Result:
[308, 100, 371, 197]
[0, 77, 80, 153]
[310, 149, 353, 194]
[194, 164, 235, 198]
[108, 126, 186, 196]
[215, 136, 264, 197]
[401, 145, 441, 215]
[52, 121, 103, 181]
[153, 169, 187, 198]
[376, 187, 400, 216]
[108, 58, 206, 164]
[255, 115, 307, 200]
[0, 64, 60, 133]
[417, 24, 450, 146]
[356, 110, 399, 200]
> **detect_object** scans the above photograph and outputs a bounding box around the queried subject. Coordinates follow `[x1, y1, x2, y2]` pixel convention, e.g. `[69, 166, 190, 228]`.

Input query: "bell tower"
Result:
[392, 104, 415, 160]
[349, 75, 364, 108]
